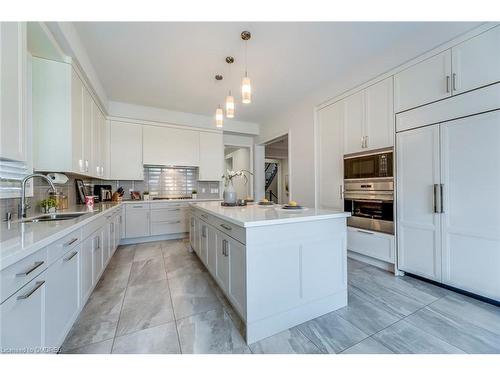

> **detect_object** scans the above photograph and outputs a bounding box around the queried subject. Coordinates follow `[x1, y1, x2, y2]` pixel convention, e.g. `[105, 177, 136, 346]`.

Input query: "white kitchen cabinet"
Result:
[227, 236, 246, 317]
[207, 224, 217, 274]
[317, 100, 344, 210]
[364, 77, 394, 150]
[45, 244, 80, 348]
[125, 204, 150, 238]
[109, 120, 143, 180]
[347, 228, 395, 263]
[80, 235, 94, 304]
[71, 66, 84, 173]
[0, 22, 27, 163]
[199, 220, 209, 265]
[143, 125, 200, 167]
[82, 86, 92, 175]
[394, 50, 452, 113]
[113, 212, 121, 253]
[343, 91, 365, 155]
[0, 272, 46, 352]
[102, 218, 111, 265]
[440, 111, 500, 300]
[91, 230, 103, 285]
[215, 233, 230, 293]
[199, 132, 223, 181]
[396, 124, 442, 281]
[452, 26, 500, 95]
[90, 101, 102, 178]
[189, 215, 196, 251]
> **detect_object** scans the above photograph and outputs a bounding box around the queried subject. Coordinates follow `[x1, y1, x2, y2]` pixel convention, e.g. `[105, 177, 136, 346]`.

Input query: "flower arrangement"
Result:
[222, 169, 253, 186]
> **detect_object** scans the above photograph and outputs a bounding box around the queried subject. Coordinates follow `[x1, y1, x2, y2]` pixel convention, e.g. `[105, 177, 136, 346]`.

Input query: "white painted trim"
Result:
[108, 115, 223, 135]
[315, 23, 497, 112]
[120, 233, 187, 245]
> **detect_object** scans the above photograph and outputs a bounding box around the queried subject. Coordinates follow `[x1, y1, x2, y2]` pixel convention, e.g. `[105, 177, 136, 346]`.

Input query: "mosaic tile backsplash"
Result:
[0, 167, 220, 220]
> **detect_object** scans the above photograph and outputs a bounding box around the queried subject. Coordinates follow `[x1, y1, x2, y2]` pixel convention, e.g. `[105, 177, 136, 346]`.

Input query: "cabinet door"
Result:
[45, 245, 80, 348]
[91, 100, 101, 178]
[199, 132, 223, 181]
[114, 214, 120, 253]
[365, 77, 394, 150]
[143, 125, 200, 166]
[199, 221, 209, 265]
[0, 273, 46, 352]
[215, 233, 230, 292]
[207, 224, 217, 274]
[125, 208, 150, 238]
[71, 68, 85, 173]
[92, 231, 103, 284]
[452, 26, 500, 95]
[396, 125, 442, 281]
[189, 215, 196, 251]
[394, 50, 452, 113]
[317, 101, 344, 210]
[82, 88, 92, 174]
[227, 237, 246, 317]
[440, 111, 500, 300]
[100, 112, 108, 178]
[80, 236, 94, 304]
[343, 91, 365, 154]
[102, 220, 111, 265]
[109, 121, 143, 180]
[0, 22, 26, 162]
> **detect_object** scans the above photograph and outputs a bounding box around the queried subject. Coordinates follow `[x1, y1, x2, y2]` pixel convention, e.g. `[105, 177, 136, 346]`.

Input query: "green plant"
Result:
[39, 197, 57, 210]
[192, 189, 198, 194]
[143, 191, 149, 195]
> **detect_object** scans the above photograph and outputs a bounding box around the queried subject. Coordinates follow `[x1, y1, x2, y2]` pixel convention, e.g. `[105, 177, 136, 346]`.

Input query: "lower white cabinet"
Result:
[125, 204, 150, 238]
[80, 234, 95, 305]
[215, 233, 230, 293]
[199, 221, 209, 265]
[92, 230, 104, 285]
[227, 236, 246, 315]
[189, 215, 196, 251]
[206, 224, 217, 275]
[347, 227, 395, 264]
[45, 245, 80, 348]
[0, 273, 46, 352]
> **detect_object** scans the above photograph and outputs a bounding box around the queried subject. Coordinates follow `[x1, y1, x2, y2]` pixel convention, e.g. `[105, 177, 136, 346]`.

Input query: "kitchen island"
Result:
[189, 201, 350, 344]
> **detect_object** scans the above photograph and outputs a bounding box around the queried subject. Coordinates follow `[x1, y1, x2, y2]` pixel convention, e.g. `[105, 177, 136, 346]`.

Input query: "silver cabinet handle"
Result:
[440, 184, 445, 213]
[63, 251, 78, 262]
[220, 223, 232, 231]
[191, 218, 194, 227]
[202, 226, 207, 238]
[168, 208, 180, 212]
[339, 185, 343, 200]
[167, 220, 181, 225]
[361, 136, 365, 148]
[364, 136, 368, 149]
[222, 239, 228, 256]
[85, 160, 89, 172]
[446, 75, 451, 93]
[17, 281, 45, 300]
[201, 214, 208, 219]
[111, 222, 114, 233]
[452, 73, 457, 92]
[16, 261, 44, 277]
[63, 238, 78, 247]
[356, 229, 374, 235]
[132, 205, 143, 208]
[433, 184, 439, 213]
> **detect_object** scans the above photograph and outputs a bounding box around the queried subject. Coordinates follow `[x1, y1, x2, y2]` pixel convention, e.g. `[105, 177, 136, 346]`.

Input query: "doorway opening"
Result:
[224, 145, 253, 200]
[264, 135, 289, 204]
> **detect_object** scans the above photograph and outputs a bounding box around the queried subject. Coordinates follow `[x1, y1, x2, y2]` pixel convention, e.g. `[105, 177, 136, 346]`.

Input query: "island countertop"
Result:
[190, 201, 350, 228]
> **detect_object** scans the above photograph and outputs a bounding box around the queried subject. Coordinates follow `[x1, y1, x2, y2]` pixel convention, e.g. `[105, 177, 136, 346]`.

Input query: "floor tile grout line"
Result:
[294, 326, 326, 354]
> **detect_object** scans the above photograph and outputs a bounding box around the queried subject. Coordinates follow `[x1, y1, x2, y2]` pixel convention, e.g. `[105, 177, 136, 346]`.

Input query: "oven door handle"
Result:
[352, 199, 385, 204]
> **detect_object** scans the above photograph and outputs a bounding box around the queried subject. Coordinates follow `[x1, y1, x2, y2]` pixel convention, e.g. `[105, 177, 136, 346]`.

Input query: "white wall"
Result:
[225, 148, 251, 200]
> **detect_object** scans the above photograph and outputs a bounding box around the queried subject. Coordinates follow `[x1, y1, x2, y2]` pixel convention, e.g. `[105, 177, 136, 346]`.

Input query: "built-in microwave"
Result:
[344, 148, 393, 180]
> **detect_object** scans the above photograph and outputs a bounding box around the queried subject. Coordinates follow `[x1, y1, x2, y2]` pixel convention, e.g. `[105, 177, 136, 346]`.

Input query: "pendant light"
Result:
[215, 105, 224, 128]
[225, 57, 235, 118]
[241, 31, 252, 104]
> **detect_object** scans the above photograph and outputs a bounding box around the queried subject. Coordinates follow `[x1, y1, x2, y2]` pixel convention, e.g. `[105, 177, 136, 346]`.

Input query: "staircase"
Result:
[265, 162, 278, 191]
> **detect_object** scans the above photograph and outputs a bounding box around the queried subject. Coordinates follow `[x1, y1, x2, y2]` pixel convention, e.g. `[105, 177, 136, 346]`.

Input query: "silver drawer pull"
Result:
[168, 208, 180, 212]
[17, 281, 45, 300]
[220, 224, 232, 231]
[167, 220, 181, 224]
[356, 229, 374, 235]
[63, 251, 78, 262]
[201, 214, 208, 219]
[132, 205, 144, 208]
[16, 261, 44, 277]
[63, 238, 78, 247]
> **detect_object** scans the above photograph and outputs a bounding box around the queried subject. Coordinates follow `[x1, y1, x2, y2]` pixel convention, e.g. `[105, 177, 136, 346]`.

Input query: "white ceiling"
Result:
[73, 22, 482, 123]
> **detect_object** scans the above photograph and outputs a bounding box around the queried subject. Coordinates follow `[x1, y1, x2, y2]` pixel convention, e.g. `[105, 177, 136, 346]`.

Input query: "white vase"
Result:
[223, 181, 237, 204]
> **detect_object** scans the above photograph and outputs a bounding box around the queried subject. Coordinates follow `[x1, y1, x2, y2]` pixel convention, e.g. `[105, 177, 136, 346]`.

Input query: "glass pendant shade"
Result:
[215, 106, 224, 128]
[241, 75, 252, 104]
[225, 94, 235, 118]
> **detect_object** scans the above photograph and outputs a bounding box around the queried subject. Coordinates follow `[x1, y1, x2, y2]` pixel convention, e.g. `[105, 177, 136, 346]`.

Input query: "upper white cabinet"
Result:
[343, 91, 365, 155]
[364, 77, 394, 150]
[317, 100, 344, 211]
[0, 22, 27, 163]
[343, 77, 394, 154]
[32, 57, 105, 178]
[143, 125, 200, 167]
[394, 50, 452, 113]
[109, 120, 143, 180]
[451, 25, 500, 95]
[199, 132, 223, 181]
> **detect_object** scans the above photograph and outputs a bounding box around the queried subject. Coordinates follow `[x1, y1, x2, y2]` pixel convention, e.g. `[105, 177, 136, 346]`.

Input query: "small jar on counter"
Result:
[49, 191, 69, 210]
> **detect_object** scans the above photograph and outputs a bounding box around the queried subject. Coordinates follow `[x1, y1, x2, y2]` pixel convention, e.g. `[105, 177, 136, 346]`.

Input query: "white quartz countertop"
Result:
[121, 198, 221, 204]
[0, 198, 220, 271]
[190, 201, 350, 228]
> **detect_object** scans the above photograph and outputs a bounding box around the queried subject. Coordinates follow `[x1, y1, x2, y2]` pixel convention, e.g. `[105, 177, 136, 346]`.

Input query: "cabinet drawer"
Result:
[347, 227, 395, 263]
[47, 228, 82, 264]
[1, 248, 48, 304]
[151, 220, 188, 236]
[150, 208, 186, 222]
[212, 217, 245, 245]
[149, 202, 189, 210]
[126, 203, 150, 210]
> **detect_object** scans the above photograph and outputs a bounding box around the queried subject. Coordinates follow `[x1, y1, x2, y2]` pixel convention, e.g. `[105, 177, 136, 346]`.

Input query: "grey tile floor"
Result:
[61, 240, 500, 354]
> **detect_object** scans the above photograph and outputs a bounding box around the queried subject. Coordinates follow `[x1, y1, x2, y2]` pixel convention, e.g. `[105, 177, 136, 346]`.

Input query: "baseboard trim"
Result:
[119, 233, 188, 245]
